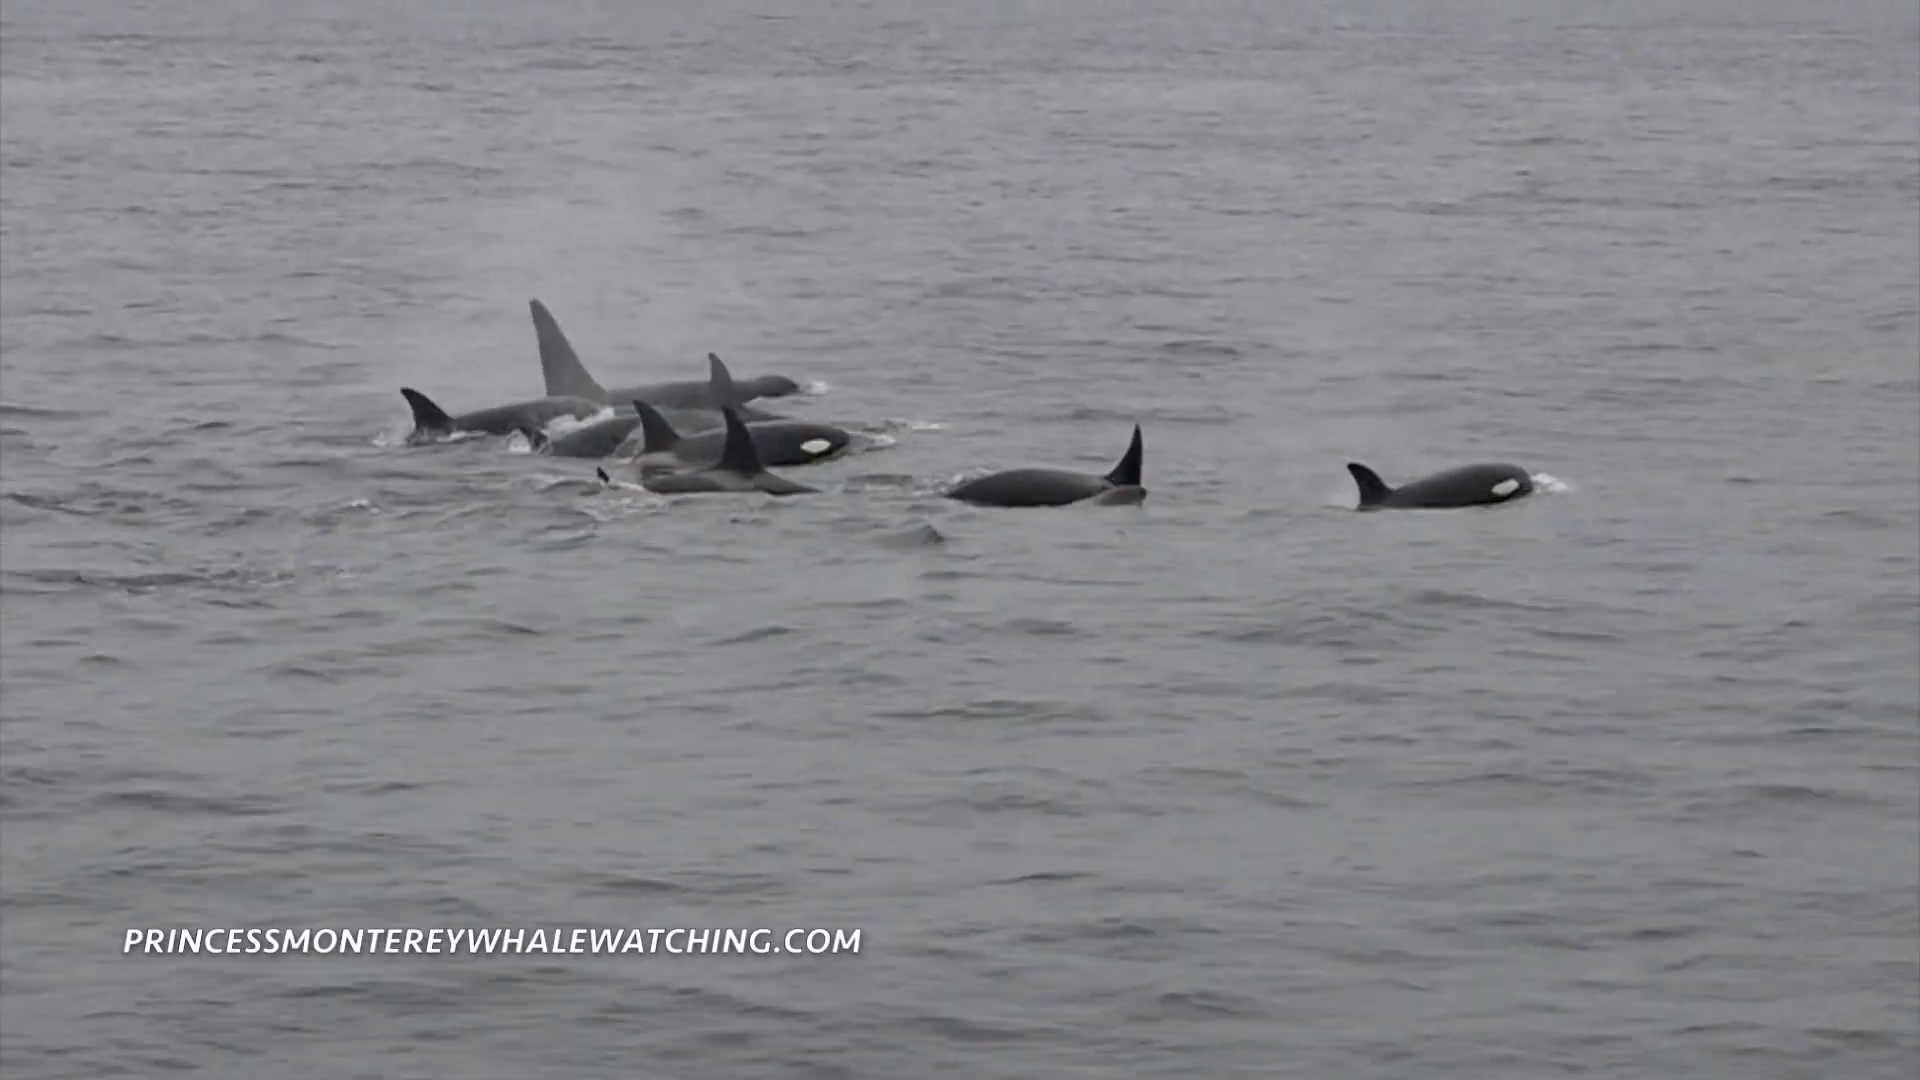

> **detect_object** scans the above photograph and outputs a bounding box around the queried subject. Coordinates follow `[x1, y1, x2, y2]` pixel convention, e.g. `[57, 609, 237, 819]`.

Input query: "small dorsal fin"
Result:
[595, 467, 611, 485]
[400, 388, 453, 433]
[714, 406, 765, 475]
[631, 400, 681, 452]
[707, 352, 739, 407]
[1105, 424, 1143, 486]
[1346, 462, 1393, 508]
[530, 300, 608, 402]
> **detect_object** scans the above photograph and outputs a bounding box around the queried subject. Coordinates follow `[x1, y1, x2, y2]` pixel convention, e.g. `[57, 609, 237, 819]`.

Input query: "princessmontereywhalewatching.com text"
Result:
[124, 927, 863, 956]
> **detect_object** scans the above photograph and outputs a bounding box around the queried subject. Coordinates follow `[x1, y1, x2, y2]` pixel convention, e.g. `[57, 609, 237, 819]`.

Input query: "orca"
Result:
[399, 388, 602, 446]
[521, 404, 722, 459]
[1345, 461, 1534, 510]
[519, 348, 766, 458]
[945, 425, 1145, 508]
[597, 407, 818, 496]
[616, 399, 851, 471]
[529, 300, 793, 417]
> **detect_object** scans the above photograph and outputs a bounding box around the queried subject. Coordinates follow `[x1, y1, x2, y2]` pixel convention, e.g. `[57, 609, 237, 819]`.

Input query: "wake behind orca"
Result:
[530, 300, 793, 417]
[1346, 461, 1534, 510]
[399, 388, 603, 446]
[945, 425, 1145, 507]
[598, 406, 818, 496]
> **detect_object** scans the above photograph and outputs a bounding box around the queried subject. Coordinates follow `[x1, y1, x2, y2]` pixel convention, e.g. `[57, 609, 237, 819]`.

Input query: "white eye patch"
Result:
[801, 439, 833, 456]
[1491, 478, 1520, 497]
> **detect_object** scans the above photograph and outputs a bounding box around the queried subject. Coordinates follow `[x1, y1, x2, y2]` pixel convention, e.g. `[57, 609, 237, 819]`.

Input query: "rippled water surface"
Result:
[3, 2, 1917, 1077]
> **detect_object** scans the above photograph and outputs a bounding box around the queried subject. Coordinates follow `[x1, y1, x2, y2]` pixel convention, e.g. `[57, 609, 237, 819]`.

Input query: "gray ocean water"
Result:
[3, 1, 1918, 1077]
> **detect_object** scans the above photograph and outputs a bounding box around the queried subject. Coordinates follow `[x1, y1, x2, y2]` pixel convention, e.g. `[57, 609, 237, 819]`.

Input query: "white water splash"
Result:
[573, 491, 669, 519]
[1531, 472, 1572, 494]
[800, 379, 832, 396]
[591, 470, 654, 495]
[374, 426, 484, 448]
[529, 472, 598, 493]
[580, 471, 671, 517]
[543, 407, 617, 436]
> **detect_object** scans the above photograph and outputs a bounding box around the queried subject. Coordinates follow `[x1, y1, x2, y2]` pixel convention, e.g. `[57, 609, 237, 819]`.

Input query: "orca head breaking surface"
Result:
[1346, 461, 1535, 510]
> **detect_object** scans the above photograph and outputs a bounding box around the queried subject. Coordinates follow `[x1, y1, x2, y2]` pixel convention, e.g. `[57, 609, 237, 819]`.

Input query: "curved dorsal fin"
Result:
[1346, 462, 1393, 508]
[530, 300, 608, 402]
[400, 388, 453, 433]
[631, 400, 681, 452]
[707, 352, 739, 407]
[1105, 424, 1143, 486]
[714, 406, 765, 475]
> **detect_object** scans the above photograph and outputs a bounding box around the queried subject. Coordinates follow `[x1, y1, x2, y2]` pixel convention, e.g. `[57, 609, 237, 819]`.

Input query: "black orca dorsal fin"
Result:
[630, 399, 681, 452]
[1105, 424, 1143, 487]
[715, 406, 765, 475]
[707, 352, 740, 407]
[1346, 462, 1393, 508]
[530, 299, 608, 402]
[400, 388, 453, 433]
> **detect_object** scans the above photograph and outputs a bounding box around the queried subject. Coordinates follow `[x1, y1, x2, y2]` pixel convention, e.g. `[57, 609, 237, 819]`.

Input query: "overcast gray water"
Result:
[2, 2, 1917, 1077]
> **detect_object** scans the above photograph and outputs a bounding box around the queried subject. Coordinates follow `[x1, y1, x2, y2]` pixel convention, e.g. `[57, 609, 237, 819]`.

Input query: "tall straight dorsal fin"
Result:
[1346, 462, 1394, 508]
[714, 406, 765, 475]
[1105, 424, 1143, 486]
[707, 352, 740, 407]
[400, 388, 454, 433]
[530, 300, 608, 401]
[630, 400, 682, 453]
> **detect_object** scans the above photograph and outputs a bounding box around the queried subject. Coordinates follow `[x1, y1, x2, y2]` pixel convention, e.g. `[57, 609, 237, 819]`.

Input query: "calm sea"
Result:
[3, 2, 1917, 1077]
